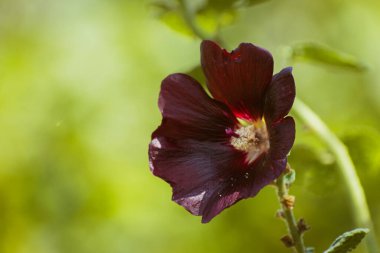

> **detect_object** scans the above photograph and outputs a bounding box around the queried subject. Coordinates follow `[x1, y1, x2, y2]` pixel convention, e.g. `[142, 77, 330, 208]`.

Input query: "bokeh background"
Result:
[0, 0, 380, 252]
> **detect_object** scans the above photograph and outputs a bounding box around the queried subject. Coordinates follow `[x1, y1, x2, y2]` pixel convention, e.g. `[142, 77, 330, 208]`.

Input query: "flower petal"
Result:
[154, 73, 237, 142]
[149, 136, 284, 223]
[149, 137, 245, 216]
[201, 40, 274, 120]
[268, 116, 296, 160]
[200, 156, 286, 223]
[264, 67, 296, 123]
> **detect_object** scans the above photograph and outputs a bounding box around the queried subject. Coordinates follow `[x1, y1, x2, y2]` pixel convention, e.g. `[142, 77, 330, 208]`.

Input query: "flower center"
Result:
[230, 121, 270, 164]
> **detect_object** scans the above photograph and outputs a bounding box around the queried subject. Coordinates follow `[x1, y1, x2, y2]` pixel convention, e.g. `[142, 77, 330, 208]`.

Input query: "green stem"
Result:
[276, 170, 307, 253]
[293, 98, 379, 253]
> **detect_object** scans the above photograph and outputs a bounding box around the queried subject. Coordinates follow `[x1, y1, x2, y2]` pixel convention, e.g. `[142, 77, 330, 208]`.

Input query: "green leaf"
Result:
[151, 1, 194, 36]
[196, 7, 237, 35]
[197, 0, 268, 32]
[160, 11, 194, 36]
[151, 0, 268, 37]
[324, 228, 369, 253]
[289, 42, 367, 71]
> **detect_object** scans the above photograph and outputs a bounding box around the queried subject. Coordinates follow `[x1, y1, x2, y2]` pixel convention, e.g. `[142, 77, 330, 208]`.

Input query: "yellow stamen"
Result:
[230, 121, 270, 163]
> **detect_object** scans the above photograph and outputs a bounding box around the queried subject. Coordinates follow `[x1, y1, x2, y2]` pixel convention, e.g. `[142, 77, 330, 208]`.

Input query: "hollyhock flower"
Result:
[149, 40, 296, 223]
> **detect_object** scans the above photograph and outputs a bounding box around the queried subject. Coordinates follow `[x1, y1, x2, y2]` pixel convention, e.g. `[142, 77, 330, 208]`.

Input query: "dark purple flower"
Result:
[149, 40, 296, 223]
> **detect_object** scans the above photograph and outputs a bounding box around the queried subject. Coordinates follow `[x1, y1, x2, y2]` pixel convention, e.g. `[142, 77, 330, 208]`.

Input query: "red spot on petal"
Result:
[230, 50, 241, 62]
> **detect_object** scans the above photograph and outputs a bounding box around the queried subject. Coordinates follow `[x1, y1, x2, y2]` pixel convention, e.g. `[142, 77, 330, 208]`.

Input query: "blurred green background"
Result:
[0, 0, 379, 252]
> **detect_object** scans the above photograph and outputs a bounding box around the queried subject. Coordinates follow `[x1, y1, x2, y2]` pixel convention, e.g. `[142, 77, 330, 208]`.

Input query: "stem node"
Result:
[276, 168, 307, 253]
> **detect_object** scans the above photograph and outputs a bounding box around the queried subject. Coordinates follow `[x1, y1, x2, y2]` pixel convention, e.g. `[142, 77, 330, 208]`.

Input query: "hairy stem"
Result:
[293, 98, 379, 253]
[276, 168, 307, 253]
